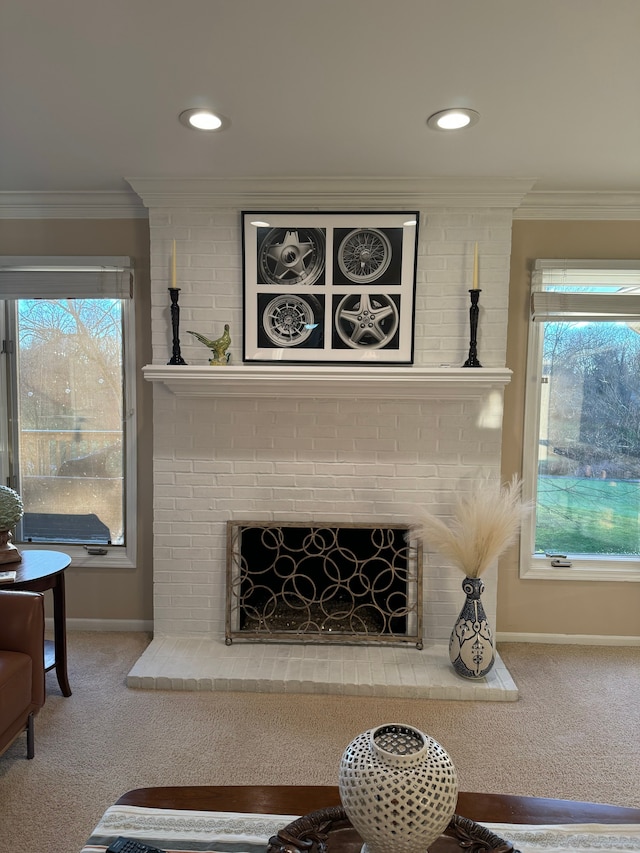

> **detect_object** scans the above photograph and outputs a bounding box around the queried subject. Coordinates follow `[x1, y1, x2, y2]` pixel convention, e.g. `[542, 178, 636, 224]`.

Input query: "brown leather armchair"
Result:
[0, 590, 46, 758]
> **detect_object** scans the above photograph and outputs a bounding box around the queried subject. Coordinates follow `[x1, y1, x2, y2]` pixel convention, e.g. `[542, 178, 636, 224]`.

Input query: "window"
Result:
[521, 259, 640, 581]
[0, 257, 136, 568]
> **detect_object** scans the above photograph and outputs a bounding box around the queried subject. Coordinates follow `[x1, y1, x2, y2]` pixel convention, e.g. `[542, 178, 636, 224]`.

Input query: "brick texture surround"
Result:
[145, 205, 514, 650]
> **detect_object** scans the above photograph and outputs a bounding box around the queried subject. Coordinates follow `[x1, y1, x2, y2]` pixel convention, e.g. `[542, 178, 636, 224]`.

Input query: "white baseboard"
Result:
[46, 617, 153, 633]
[497, 631, 640, 646]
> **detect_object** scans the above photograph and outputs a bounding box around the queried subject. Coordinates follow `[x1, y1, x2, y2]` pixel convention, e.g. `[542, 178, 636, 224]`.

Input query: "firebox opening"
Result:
[226, 521, 423, 647]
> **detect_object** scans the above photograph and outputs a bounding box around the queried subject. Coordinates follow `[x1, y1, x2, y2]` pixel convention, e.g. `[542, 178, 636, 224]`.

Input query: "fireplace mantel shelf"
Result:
[143, 364, 511, 400]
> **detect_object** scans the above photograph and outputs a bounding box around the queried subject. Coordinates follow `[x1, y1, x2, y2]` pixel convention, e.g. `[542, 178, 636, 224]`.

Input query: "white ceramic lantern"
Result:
[338, 723, 458, 853]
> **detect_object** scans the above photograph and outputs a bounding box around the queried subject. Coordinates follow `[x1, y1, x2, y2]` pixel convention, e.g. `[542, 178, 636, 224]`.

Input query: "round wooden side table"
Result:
[5, 549, 72, 696]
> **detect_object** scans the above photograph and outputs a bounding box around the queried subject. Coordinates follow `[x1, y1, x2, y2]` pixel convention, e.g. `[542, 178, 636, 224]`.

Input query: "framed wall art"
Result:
[242, 211, 419, 364]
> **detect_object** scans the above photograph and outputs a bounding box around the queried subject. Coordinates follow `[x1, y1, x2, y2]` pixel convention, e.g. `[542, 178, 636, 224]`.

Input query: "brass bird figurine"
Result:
[186, 324, 231, 365]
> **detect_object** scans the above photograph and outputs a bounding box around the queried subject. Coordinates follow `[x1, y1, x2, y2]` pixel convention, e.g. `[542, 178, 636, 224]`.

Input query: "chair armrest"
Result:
[0, 590, 45, 705]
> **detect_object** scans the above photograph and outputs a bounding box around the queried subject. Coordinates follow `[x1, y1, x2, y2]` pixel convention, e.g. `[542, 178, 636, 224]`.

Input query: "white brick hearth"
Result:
[127, 637, 518, 700]
[127, 177, 527, 701]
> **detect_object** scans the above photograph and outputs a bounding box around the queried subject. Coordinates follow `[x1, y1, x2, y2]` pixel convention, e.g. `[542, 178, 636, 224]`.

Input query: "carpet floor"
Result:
[0, 632, 639, 853]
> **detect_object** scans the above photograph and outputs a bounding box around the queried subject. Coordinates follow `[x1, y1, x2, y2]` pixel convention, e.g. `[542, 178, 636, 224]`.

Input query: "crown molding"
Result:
[0, 191, 148, 219]
[514, 191, 640, 220]
[126, 176, 536, 210]
[1, 183, 638, 220]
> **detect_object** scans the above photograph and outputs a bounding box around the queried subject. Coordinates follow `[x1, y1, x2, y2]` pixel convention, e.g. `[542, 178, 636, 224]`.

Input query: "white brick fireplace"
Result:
[126, 177, 533, 700]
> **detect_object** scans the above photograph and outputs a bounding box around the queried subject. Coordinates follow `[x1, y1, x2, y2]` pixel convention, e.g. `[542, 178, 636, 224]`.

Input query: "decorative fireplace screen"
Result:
[225, 521, 423, 647]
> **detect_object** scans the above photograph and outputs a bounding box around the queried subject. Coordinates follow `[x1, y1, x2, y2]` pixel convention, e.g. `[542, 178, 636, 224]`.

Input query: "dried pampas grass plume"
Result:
[412, 475, 532, 578]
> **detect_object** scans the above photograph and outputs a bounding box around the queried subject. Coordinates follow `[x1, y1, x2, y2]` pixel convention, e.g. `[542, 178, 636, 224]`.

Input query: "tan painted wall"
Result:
[499, 220, 640, 637]
[3, 217, 639, 636]
[0, 219, 153, 621]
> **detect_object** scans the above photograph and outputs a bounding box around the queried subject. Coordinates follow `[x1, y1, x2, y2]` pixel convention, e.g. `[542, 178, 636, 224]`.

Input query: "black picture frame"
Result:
[242, 211, 419, 364]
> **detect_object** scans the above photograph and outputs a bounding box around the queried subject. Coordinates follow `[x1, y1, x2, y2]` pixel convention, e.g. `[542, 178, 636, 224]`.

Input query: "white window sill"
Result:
[521, 557, 640, 582]
[17, 543, 135, 570]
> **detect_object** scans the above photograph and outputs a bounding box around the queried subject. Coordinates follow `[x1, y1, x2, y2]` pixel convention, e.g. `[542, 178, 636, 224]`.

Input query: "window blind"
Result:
[531, 259, 640, 322]
[0, 256, 133, 299]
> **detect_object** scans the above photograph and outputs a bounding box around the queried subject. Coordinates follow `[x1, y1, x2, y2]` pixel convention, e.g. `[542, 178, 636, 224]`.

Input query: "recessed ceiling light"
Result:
[178, 108, 229, 131]
[426, 108, 480, 131]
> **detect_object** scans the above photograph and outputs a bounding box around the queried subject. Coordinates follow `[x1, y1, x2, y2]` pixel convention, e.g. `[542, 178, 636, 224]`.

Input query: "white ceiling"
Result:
[1, 0, 639, 200]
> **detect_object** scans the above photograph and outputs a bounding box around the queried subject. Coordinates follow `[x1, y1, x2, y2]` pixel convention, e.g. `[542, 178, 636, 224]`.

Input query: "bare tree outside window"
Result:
[536, 320, 640, 556]
[15, 299, 125, 545]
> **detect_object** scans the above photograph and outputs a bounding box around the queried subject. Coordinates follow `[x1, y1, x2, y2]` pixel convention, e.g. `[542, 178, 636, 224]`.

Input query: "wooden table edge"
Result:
[115, 785, 640, 825]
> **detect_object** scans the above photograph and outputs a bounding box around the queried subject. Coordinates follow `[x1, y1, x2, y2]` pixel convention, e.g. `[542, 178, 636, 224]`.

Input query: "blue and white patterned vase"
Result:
[449, 577, 495, 678]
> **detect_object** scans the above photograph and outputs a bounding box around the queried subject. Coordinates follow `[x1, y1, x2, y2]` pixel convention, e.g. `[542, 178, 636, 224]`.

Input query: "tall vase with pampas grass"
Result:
[413, 475, 531, 679]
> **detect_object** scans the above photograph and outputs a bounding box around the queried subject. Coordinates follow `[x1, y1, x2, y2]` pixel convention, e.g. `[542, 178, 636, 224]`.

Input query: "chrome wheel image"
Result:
[258, 228, 325, 286]
[334, 294, 399, 349]
[338, 228, 392, 282]
[262, 294, 320, 347]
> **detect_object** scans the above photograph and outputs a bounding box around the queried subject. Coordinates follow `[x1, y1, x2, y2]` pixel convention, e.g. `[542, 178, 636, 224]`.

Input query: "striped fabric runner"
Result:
[80, 806, 640, 853]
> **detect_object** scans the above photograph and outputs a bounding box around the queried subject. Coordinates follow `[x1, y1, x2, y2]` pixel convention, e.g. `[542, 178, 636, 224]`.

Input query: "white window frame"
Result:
[0, 256, 137, 569]
[521, 259, 640, 582]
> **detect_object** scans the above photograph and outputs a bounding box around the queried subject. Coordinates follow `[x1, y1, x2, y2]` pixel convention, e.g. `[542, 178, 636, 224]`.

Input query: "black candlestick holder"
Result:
[168, 287, 187, 365]
[463, 289, 482, 368]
